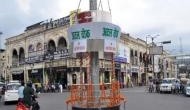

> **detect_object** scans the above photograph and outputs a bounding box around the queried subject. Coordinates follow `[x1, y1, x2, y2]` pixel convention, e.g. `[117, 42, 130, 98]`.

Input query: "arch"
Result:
[12, 49, 18, 66]
[28, 44, 35, 53]
[48, 39, 56, 54]
[57, 37, 67, 50]
[12, 49, 18, 57]
[36, 42, 43, 51]
[19, 47, 25, 64]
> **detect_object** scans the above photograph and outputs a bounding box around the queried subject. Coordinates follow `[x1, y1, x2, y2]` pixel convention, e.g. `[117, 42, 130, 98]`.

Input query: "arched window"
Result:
[12, 49, 18, 66]
[28, 44, 34, 53]
[48, 40, 56, 54]
[57, 37, 67, 51]
[36, 43, 43, 51]
[19, 47, 25, 64]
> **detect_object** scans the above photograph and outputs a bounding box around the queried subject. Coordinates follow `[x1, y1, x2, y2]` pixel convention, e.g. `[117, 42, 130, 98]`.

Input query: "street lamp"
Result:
[146, 34, 171, 79]
[145, 34, 159, 81]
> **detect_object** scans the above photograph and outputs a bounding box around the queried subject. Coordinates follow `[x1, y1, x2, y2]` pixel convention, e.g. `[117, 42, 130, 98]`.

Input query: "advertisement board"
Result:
[68, 22, 121, 42]
[104, 39, 117, 53]
[73, 39, 87, 53]
[115, 43, 130, 63]
[149, 46, 163, 55]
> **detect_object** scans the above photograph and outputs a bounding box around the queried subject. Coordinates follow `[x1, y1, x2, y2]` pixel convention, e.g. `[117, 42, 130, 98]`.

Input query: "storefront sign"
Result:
[131, 66, 139, 73]
[31, 69, 38, 73]
[54, 49, 69, 59]
[68, 22, 121, 42]
[45, 49, 70, 60]
[25, 55, 44, 64]
[73, 39, 87, 53]
[11, 70, 23, 75]
[45, 16, 70, 30]
[115, 63, 121, 70]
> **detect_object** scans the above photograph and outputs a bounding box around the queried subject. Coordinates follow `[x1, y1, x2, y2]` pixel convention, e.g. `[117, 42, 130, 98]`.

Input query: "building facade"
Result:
[0, 49, 6, 82]
[3, 15, 175, 87]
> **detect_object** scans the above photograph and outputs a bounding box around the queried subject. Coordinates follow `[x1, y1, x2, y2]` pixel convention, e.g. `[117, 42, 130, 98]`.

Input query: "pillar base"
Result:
[72, 105, 120, 110]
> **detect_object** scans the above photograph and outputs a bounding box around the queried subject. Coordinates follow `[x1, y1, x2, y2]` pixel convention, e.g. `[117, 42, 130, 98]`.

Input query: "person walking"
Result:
[59, 83, 63, 93]
[0, 85, 6, 102]
[23, 82, 34, 110]
[18, 81, 25, 103]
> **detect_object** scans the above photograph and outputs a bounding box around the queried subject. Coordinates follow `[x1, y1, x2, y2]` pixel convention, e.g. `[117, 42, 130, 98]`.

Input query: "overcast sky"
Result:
[0, 0, 190, 54]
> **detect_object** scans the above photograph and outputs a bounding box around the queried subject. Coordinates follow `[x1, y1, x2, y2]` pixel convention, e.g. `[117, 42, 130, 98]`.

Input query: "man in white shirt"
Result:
[59, 83, 63, 93]
[18, 82, 25, 102]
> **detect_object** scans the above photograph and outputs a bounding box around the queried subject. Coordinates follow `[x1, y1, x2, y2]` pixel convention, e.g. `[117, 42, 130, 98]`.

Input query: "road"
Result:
[0, 87, 190, 110]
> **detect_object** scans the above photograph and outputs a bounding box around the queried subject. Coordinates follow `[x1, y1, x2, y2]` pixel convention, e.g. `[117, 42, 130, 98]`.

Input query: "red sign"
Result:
[77, 11, 92, 23]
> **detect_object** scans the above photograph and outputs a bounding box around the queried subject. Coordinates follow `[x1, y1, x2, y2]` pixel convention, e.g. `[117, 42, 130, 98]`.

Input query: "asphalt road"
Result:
[0, 87, 190, 110]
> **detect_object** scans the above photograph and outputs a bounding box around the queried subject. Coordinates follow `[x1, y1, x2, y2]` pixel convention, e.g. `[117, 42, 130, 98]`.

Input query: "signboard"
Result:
[77, 11, 92, 23]
[76, 10, 112, 24]
[115, 43, 130, 63]
[11, 70, 23, 75]
[149, 46, 163, 55]
[68, 22, 121, 42]
[73, 39, 87, 53]
[104, 39, 116, 53]
[45, 49, 70, 60]
[45, 16, 70, 30]
[25, 55, 44, 64]
[131, 66, 139, 73]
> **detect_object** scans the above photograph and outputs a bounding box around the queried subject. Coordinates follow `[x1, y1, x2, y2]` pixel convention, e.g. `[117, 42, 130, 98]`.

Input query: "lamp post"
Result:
[146, 35, 171, 79]
[146, 34, 159, 80]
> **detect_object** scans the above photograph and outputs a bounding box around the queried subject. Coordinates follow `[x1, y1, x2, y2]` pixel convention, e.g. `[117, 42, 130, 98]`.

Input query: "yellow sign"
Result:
[70, 9, 80, 25]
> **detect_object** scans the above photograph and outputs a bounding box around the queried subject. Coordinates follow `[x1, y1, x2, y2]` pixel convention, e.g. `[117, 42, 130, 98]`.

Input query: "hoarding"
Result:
[149, 46, 163, 55]
[115, 43, 130, 63]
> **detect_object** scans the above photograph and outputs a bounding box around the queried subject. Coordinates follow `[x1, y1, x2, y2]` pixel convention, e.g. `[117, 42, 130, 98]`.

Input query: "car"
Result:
[4, 82, 21, 104]
[159, 78, 179, 93]
[184, 82, 190, 96]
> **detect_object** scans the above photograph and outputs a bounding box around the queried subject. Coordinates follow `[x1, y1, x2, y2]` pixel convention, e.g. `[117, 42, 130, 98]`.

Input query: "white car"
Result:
[184, 83, 190, 96]
[160, 78, 179, 93]
[4, 82, 21, 104]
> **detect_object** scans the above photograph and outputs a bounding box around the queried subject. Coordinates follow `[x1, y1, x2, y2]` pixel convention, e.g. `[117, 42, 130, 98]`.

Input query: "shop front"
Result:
[28, 69, 43, 83]
[11, 70, 24, 81]
[131, 66, 139, 86]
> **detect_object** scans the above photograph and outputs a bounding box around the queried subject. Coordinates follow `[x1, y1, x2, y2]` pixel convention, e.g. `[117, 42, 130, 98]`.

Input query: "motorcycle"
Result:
[31, 95, 40, 110]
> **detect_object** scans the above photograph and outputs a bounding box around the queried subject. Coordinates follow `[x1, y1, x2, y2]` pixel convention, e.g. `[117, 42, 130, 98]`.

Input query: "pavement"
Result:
[0, 86, 190, 110]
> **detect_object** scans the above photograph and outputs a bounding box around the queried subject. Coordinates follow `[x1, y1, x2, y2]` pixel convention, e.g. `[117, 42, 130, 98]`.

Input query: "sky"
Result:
[0, 0, 190, 54]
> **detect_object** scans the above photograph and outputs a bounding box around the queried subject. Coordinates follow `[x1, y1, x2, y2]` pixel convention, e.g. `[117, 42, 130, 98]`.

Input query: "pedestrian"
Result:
[23, 82, 34, 110]
[59, 83, 63, 93]
[0, 85, 6, 102]
[18, 81, 25, 103]
[174, 80, 180, 94]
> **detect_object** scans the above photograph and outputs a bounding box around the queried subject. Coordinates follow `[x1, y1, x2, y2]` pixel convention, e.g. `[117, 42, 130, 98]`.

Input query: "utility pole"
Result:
[90, 0, 97, 10]
[0, 32, 2, 49]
